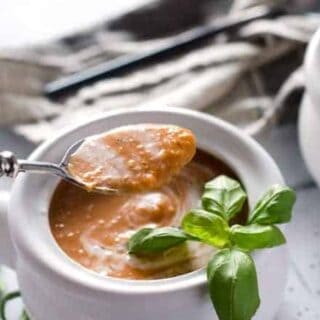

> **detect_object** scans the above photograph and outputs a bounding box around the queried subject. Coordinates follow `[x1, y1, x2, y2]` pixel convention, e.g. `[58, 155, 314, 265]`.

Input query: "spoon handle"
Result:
[0, 151, 65, 178]
[0, 150, 87, 190]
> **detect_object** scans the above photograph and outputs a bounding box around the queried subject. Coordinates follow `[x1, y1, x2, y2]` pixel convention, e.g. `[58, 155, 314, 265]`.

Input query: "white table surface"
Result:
[0, 121, 320, 320]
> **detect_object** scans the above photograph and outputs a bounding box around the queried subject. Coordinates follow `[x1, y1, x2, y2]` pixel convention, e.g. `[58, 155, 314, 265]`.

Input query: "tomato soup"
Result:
[50, 150, 244, 280]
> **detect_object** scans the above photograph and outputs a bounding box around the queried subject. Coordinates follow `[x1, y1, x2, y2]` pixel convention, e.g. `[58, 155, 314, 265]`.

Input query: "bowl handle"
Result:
[0, 191, 16, 269]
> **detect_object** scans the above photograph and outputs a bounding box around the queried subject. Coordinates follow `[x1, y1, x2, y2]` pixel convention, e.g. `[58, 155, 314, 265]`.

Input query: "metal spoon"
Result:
[0, 140, 116, 194]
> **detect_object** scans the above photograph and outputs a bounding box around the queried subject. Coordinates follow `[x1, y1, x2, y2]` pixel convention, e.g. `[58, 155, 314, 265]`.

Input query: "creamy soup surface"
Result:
[50, 150, 245, 280]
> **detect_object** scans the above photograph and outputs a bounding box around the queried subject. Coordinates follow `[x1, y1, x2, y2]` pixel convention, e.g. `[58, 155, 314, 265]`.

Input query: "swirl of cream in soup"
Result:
[50, 150, 237, 280]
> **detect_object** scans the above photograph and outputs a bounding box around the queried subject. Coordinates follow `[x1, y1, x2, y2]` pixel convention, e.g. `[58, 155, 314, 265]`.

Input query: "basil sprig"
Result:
[128, 175, 296, 320]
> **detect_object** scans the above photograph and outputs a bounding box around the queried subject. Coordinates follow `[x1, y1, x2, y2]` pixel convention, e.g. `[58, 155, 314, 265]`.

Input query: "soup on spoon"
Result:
[67, 124, 196, 192]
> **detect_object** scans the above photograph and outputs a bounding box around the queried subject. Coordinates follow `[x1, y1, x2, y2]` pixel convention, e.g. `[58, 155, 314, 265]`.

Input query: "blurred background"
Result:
[1, 0, 319, 48]
[0, 0, 152, 47]
[1, 0, 320, 319]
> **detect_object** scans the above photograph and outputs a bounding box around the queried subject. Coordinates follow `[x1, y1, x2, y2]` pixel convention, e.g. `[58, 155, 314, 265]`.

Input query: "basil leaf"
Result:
[128, 227, 188, 254]
[231, 224, 286, 251]
[207, 248, 260, 320]
[202, 175, 247, 221]
[182, 209, 230, 248]
[249, 185, 296, 225]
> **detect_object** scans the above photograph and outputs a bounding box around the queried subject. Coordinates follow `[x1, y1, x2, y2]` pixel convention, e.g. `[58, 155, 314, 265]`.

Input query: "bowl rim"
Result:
[10, 106, 283, 296]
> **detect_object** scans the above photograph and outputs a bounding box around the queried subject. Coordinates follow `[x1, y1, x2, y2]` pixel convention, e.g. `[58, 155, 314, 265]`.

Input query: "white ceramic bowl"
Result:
[0, 107, 288, 320]
[299, 27, 320, 186]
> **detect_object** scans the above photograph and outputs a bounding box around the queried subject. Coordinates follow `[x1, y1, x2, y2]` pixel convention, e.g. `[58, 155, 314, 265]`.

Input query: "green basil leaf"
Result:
[230, 224, 286, 251]
[128, 227, 188, 255]
[202, 175, 247, 221]
[182, 209, 230, 248]
[207, 248, 260, 320]
[249, 185, 296, 225]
